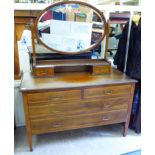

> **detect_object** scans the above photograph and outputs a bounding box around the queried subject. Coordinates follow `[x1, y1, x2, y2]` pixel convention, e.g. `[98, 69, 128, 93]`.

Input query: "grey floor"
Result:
[14, 124, 141, 155]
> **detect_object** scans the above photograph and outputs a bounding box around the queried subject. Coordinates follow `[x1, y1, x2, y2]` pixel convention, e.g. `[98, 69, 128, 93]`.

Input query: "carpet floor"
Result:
[15, 124, 141, 155]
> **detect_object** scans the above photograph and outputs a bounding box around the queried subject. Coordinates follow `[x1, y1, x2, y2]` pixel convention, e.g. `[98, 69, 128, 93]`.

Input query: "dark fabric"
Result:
[113, 23, 128, 72]
[113, 19, 141, 133]
[126, 19, 141, 80]
[129, 82, 141, 133]
[114, 19, 141, 80]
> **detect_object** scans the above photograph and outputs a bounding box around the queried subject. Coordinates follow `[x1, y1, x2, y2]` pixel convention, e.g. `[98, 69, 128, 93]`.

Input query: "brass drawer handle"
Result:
[49, 96, 60, 100]
[41, 72, 48, 75]
[52, 97, 59, 100]
[52, 123, 63, 128]
[102, 115, 111, 121]
[103, 90, 112, 95]
[52, 110, 60, 113]
[79, 122, 89, 126]
[103, 103, 112, 109]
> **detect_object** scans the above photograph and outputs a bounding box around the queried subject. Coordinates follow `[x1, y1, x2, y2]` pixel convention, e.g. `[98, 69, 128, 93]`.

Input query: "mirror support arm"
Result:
[105, 22, 110, 60]
[31, 24, 36, 66]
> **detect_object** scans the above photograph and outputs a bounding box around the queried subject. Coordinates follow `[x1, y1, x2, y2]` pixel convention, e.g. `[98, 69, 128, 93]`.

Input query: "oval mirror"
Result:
[35, 1, 106, 54]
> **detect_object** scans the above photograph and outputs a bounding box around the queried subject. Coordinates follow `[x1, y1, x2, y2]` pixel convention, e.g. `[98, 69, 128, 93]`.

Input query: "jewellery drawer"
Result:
[30, 110, 127, 134]
[84, 84, 131, 99]
[27, 89, 81, 103]
[92, 65, 111, 75]
[33, 67, 54, 77]
[29, 97, 129, 119]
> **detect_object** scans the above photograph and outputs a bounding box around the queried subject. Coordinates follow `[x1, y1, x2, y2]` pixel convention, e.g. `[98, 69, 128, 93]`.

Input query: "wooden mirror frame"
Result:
[33, 0, 107, 55]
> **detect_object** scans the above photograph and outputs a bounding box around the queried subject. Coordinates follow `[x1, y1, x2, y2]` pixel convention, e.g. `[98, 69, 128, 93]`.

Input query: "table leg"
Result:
[123, 121, 129, 137]
[27, 131, 33, 152]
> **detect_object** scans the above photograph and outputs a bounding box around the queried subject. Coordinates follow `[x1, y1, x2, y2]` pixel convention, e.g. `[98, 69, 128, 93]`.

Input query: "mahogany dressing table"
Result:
[20, 1, 136, 151]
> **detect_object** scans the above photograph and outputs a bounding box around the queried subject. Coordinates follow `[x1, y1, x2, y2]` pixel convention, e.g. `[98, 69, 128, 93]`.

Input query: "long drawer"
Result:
[27, 89, 81, 103]
[84, 84, 131, 99]
[29, 97, 129, 119]
[30, 110, 127, 134]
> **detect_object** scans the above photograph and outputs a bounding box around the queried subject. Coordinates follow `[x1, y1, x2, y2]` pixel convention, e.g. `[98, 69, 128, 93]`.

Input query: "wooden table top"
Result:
[20, 68, 137, 92]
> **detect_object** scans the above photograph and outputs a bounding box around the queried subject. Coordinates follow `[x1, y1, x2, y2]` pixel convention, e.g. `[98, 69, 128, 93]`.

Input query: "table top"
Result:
[20, 68, 137, 92]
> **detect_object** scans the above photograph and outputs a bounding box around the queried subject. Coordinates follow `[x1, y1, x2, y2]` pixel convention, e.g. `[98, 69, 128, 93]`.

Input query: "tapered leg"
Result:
[22, 93, 33, 151]
[123, 122, 129, 137]
[123, 84, 135, 137]
[27, 132, 33, 152]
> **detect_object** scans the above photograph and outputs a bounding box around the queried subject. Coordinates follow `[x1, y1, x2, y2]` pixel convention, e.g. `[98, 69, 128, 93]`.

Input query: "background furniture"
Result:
[14, 10, 40, 79]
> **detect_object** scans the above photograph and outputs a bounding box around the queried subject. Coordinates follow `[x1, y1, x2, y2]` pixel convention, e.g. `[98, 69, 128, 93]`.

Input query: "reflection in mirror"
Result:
[106, 11, 130, 66]
[36, 2, 105, 53]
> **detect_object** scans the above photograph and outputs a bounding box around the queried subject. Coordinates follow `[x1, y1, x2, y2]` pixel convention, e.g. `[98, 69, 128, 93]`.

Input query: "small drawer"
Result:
[33, 67, 54, 77]
[83, 97, 129, 111]
[30, 110, 127, 134]
[84, 85, 131, 99]
[92, 65, 111, 75]
[27, 89, 81, 104]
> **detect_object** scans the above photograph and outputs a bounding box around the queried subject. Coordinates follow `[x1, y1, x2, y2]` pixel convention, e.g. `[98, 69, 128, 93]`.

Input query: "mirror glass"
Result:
[36, 2, 106, 54]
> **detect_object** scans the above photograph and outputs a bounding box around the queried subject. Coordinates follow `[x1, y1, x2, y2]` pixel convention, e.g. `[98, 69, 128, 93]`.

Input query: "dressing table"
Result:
[20, 1, 136, 151]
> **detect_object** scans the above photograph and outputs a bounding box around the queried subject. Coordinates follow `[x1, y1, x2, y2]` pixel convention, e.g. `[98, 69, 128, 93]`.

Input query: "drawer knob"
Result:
[102, 115, 111, 121]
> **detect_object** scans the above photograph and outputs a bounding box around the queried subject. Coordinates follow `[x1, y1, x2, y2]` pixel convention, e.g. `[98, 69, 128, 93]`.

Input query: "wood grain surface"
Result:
[20, 69, 136, 92]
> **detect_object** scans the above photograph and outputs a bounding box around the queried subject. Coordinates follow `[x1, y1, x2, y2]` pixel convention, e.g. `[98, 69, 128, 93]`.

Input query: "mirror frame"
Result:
[34, 0, 107, 55]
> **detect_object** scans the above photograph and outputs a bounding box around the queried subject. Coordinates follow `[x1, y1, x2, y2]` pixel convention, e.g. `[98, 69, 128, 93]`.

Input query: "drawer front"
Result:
[27, 89, 81, 103]
[92, 65, 111, 75]
[33, 67, 54, 77]
[29, 97, 129, 119]
[30, 110, 127, 134]
[84, 85, 131, 99]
